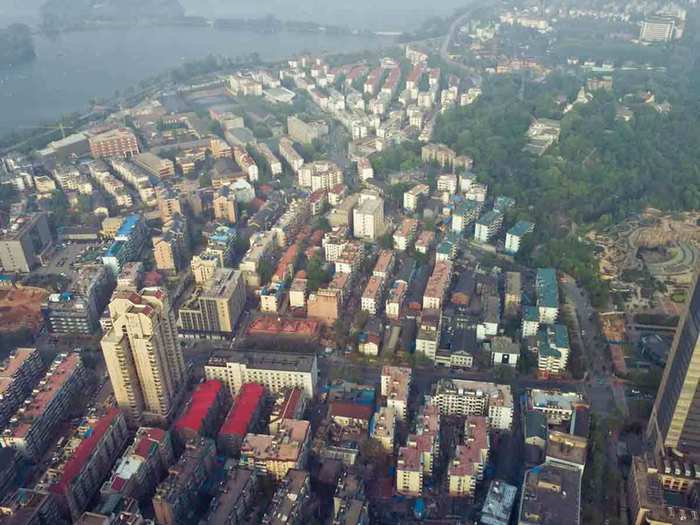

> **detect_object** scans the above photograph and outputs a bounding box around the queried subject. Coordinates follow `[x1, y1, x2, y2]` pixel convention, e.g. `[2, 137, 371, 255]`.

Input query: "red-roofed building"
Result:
[329, 402, 374, 429]
[270, 388, 306, 433]
[101, 426, 175, 503]
[42, 408, 129, 520]
[218, 383, 265, 456]
[174, 380, 227, 443]
[143, 270, 163, 287]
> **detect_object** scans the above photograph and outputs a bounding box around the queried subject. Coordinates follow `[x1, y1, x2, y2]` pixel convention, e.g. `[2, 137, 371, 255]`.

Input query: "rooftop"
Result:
[207, 350, 316, 373]
[536, 268, 559, 309]
[174, 380, 224, 435]
[519, 463, 581, 525]
[529, 389, 583, 412]
[508, 220, 535, 237]
[329, 402, 374, 422]
[220, 383, 265, 438]
[205, 468, 256, 525]
[481, 480, 518, 525]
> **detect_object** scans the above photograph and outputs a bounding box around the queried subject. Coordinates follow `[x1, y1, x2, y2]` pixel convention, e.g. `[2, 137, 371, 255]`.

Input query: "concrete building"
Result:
[385, 281, 407, 320]
[178, 269, 246, 338]
[371, 406, 396, 453]
[396, 447, 423, 496]
[205, 350, 318, 398]
[647, 274, 700, 455]
[278, 138, 304, 172]
[38, 409, 129, 520]
[353, 197, 385, 241]
[403, 184, 430, 212]
[0, 488, 63, 525]
[0, 213, 52, 273]
[0, 348, 45, 430]
[262, 469, 310, 525]
[174, 380, 227, 443]
[427, 379, 513, 431]
[475, 210, 504, 243]
[528, 389, 583, 425]
[218, 383, 265, 456]
[332, 472, 369, 525]
[89, 128, 140, 159]
[287, 116, 328, 144]
[422, 143, 456, 167]
[518, 462, 581, 525]
[536, 268, 559, 324]
[537, 325, 571, 377]
[423, 261, 453, 310]
[212, 187, 238, 224]
[152, 437, 217, 525]
[504, 272, 522, 317]
[505, 221, 534, 254]
[255, 143, 283, 176]
[452, 200, 480, 234]
[156, 188, 185, 223]
[101, 426, 174, 503]
[239, 419, 310, 481]
[1, 353, 86, 461]
[152, 215, 190, 274]
[133, 152, 175, 179]
[481, 480, 518, 525]
[298, 161, 343, 192]
[381, 366, 412, 420]
[489, 336, 521, 367]
[203, 467, 258, 525]
[393, 218, 418, 252]
[640, 16, 677, 42]
[448, 416, 490, 497]
[361, 276, 385, 316]
[101, 288, 186, 426]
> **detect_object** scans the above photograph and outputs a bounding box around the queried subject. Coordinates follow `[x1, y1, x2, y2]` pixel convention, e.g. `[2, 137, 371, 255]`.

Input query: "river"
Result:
[0, 26, 394, 136]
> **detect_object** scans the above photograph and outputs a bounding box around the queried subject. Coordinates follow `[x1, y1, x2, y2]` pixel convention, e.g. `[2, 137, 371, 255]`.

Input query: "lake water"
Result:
[0, 26, 394, 135]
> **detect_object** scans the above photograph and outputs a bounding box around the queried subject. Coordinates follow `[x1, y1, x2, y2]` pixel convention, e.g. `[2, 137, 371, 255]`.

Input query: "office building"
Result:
[647, 274, 700, 455]
[178, 269, 245, 338]
[152, 438, 217, 525]
[239, 419, 310, 481]
[101, 426, 174, 503]
[38, 409, 129, 520]
[205, 351, 318, 398]
[0, 348, 45, 430]
[1, 353, 86, 461]
[262, 469, 310, 525]
[203, 467, 258, 525]
[101, 287, 186, 426]
[89, 128, 140, 159]
[0, 213, 52, 273]
[427, 379, 513, 431]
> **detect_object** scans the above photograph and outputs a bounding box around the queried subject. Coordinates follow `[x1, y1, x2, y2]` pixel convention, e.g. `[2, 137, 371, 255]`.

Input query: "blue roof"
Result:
[508, 220, 535, 237]
[116, 214, 141, 238]
[523, 305, 539, 322]
[105, 240, 126, 258]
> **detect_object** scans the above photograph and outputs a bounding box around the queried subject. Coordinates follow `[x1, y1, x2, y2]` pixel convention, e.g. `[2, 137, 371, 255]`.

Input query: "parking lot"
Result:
[35, 241, 106, 282]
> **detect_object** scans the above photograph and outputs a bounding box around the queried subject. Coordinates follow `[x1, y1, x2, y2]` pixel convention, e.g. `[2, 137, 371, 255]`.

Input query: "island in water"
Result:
[0, 24, 36, 67]
[40, 0, 186, 30]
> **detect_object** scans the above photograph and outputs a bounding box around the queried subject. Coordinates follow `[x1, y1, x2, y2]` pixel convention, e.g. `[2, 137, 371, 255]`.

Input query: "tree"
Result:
[257, 259, 274, 285]
[377, 233, 394, 250]
[306, 255, 326, 292]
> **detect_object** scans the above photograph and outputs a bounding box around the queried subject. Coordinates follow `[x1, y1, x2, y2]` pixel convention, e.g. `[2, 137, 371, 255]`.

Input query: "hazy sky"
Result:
[0, 0, 469, 31]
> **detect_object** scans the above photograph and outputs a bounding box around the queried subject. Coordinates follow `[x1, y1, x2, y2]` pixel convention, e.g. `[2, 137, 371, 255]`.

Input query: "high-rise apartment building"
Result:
[101, 287, 186, 426]
[647, 274, 700, 455]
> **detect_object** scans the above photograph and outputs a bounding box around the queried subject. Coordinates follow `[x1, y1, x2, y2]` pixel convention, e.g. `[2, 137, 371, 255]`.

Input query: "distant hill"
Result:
[40, 0, 185, 30]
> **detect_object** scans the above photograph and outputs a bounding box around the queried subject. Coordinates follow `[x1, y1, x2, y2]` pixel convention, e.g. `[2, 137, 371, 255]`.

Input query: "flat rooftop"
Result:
[519, 463, 581, 525]
[207, 350, 316, 372]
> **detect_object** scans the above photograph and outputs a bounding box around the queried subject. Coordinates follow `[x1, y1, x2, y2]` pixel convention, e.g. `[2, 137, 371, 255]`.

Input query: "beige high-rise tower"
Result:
[101, 287, 186, 426]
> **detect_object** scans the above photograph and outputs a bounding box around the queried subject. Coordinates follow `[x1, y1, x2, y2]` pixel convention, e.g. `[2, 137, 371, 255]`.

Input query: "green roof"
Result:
[536, 268, 558, 309]
[477, 210, 503, 227]
[508, 221, 534, 237]
[523, 306, 539, 322]
[538, 324, 570, 358]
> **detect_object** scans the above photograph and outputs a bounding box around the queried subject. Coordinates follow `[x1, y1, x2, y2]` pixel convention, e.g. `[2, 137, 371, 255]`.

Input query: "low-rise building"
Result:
[361, 276, 385, 316]
[239, 419, 310, 481]
[38, 409, 129, 520]
[536, 268, 559, 324]
[423, 261, 453, 310]
[393, 218, 418, 252]
[505, 221, 534, 254]
[153, 437, 217, 525]
[205, 350, 317, 399]
[381, 366, 411, 420]
[396, 447, 423, 497]
[528, 389, 583, 425]
[489, 336, 520, 368]
[371, 407, 396, 452]
[0, 348, 45, 430]
[537, 325, 570, 377]
[448, 416, 490, 497]
[385, 281, 407, 320]
[475, 210, 504, 243]
[218, 383, 265, 456]
[1, 353, 86, 461]
[262, 469, 310, 525]
[427, 379, 513, 431]
[518, 462, 581, 525]
[174, 380, 227, 443]
[481, 480, 518, 525]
